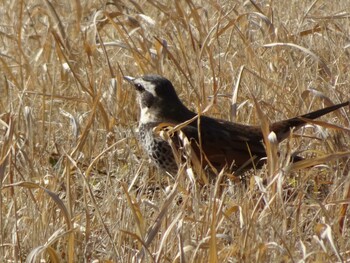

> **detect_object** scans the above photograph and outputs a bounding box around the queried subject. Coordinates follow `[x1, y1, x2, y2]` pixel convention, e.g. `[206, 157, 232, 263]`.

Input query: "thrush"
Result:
[124, 74, 349, 174]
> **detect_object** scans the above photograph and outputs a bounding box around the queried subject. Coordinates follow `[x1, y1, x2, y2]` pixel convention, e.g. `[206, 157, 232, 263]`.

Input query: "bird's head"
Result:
[124, 74, 194, 123]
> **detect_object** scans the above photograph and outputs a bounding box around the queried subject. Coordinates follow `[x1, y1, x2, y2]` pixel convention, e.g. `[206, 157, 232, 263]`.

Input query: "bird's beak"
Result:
[123, 76, 135, 83]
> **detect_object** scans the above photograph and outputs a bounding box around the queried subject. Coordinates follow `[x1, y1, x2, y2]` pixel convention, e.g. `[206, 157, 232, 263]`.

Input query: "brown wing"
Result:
[180, 116, 266, 170]
[168, 100, 349, 171]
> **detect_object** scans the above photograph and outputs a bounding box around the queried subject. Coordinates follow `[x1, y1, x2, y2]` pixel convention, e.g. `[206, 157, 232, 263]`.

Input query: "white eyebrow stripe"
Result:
[134, 79, 157, 97]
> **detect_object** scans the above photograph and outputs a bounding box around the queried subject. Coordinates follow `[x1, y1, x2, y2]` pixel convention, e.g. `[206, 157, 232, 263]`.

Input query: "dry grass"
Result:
[1, 0, 350, 262]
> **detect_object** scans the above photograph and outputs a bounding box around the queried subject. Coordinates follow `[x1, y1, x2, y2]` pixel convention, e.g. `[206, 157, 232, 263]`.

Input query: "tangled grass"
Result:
[1, 0, 350, 262]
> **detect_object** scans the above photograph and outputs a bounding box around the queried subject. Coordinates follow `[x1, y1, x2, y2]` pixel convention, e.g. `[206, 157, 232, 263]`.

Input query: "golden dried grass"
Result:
[1, 0, 350, 262]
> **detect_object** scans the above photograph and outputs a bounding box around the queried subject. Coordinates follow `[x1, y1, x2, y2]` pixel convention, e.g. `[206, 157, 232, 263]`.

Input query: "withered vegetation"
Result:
[1, 0, 350, 262]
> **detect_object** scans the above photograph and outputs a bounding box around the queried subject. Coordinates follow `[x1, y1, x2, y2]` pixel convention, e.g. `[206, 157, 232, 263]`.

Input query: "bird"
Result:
[124, 74, 349, 174]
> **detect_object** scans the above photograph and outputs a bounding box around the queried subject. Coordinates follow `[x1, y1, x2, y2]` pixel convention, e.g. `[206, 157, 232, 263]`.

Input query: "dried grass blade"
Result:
[136, 183, 178, 262]
[298, 117, 350, 133]
[231, 66, 245, 121]
[155, 213, 183, 262]
[263, 42, 331, 78]
[338, 180, 350, 234]
[122, 184, 146, 240]
[253, 97, 278, 178]
[290, 152, 350, 170]
[3, 181, 74, 262]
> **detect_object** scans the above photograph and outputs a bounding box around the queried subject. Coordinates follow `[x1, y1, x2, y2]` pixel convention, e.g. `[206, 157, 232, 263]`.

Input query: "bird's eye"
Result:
[135, 83, 144, 92]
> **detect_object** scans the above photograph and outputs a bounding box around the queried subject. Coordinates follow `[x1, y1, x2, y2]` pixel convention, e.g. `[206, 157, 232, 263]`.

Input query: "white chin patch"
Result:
[140, 107, 158, 123]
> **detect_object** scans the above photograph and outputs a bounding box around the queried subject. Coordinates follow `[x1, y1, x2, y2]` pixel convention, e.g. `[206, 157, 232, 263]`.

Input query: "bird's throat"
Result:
[140, 107, 161, 124]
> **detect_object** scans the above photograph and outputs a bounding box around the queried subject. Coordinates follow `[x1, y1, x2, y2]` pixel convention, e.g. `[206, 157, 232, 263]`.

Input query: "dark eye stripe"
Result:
[142, 91, 155, 108]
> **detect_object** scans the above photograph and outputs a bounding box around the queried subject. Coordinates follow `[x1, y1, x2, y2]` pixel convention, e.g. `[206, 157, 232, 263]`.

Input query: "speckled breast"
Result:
[138, 123, 178, 173]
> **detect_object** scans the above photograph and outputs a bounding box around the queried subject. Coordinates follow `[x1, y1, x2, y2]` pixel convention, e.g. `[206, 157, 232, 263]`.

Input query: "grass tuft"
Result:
[1, 0, 350, 261]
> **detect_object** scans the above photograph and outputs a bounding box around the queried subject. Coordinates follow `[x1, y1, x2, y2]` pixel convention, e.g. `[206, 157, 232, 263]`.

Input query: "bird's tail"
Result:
[272, 100, 349, 141]
[299, 101, 349, 120]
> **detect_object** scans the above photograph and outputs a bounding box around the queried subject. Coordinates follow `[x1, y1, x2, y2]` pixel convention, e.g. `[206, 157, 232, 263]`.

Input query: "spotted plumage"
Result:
[138, 122, 178, 173]
[125, 74, 349, 174]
